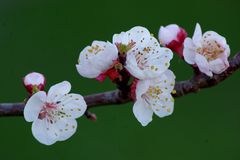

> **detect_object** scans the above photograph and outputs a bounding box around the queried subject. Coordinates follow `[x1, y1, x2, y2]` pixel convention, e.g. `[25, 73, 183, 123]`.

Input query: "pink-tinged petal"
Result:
[24, 91, 47, 122]
[58, 93, 87, 119]
[95, 73, 107, 82]
[221, 56, 230, 68]
[158, 24, 180, 45]
[159, 24, 187, 57]
[55, 119, 78, 141]
[203, 31, 227, 46]
[224, 44, 231, 57]
[152, 94, 174, 118]
[133, 99, 153, 127]
[209, 58, 228, 74]
[23, 72, 45, 86]
[183, 38, 196, 64]
[192, 23, 202, 47]
[47, 81, 71, 103]
[195, 54, 213, 77]
[31, 119, 59, 145]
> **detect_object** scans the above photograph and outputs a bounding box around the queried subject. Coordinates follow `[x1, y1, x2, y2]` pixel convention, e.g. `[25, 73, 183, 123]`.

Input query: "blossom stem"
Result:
[0, 52, 239, 117]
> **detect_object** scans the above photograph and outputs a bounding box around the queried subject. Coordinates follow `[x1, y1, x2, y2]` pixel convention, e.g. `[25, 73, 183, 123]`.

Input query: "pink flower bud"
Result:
[158, 24, 187, 58]
[23, 72, 46, 95]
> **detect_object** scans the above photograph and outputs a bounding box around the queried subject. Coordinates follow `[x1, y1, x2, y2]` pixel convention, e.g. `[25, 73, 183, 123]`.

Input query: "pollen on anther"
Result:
[167, 108, 171, 113]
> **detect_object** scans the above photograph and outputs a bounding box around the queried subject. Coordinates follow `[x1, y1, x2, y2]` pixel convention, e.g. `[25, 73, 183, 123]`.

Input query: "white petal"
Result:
[127, 26, 151, 47]
[24, 91, 47, 122]
[202, 31, 227, 46]
[113, 26, 151, 49]
[209, 58, 228, 74]
[125, 53, 145, 79]
[31, 119, 59, 145]
[135, 80, 150, 100]
[192, 23, 202, 47]
[133, 99, 153, 127]
[143, 47, 173, 78]
[57, 93, 87, 119]
[47, 81, 71, 103]
[183, 38, 196, 64]
[154, 69, 176, 94]
[152, 94, 174, 118]
[91, 41, 118, 70]
[126, 37, 173, 80]
[113, 32, 129, 45]
[195, 54, 213, 77]
[202, 31, 231, 57]
[55, 119, 78, 141]
[76, 41, 118, 78]
[76, 64, 100, 78]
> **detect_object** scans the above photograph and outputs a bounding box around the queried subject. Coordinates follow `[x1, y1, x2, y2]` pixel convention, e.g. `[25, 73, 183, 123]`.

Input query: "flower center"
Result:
[197, 40, 225, 61]
[38, 102, 66, 124]
[141, 86, 162, 108]
[115, 40, 136, 55]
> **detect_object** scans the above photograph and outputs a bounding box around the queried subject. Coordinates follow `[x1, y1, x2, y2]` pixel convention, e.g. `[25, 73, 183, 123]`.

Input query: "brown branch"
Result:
[174, 52, 240, 97]
[0, 52, 239, 117]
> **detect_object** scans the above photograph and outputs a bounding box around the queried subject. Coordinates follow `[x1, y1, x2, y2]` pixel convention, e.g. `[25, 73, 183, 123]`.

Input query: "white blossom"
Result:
[24, 81, 87, 145]
[76, 41, 118, 78]
[133, 70, 175, 126]
[113, 26, 173, 80]
[183, 23, 230, 77]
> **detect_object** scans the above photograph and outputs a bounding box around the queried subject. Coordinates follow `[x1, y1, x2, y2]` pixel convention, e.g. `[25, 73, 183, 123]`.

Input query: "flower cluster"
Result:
[23, 23, 231, 145]
[76, 26, 175, 126]
[159, 23, 230, 77]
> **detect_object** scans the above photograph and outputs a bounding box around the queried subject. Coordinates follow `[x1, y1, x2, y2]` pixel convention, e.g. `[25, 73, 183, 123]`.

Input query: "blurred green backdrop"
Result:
[0, 0, 239, 159]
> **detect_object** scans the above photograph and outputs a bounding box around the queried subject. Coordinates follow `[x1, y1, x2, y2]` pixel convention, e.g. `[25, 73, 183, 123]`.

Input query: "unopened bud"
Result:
[158, 24, 187, 58]
[23, 72, 46, 95]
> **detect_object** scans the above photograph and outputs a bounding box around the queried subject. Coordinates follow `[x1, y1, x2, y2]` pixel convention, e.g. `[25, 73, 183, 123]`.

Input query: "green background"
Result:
[0, 0, 239, 159]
